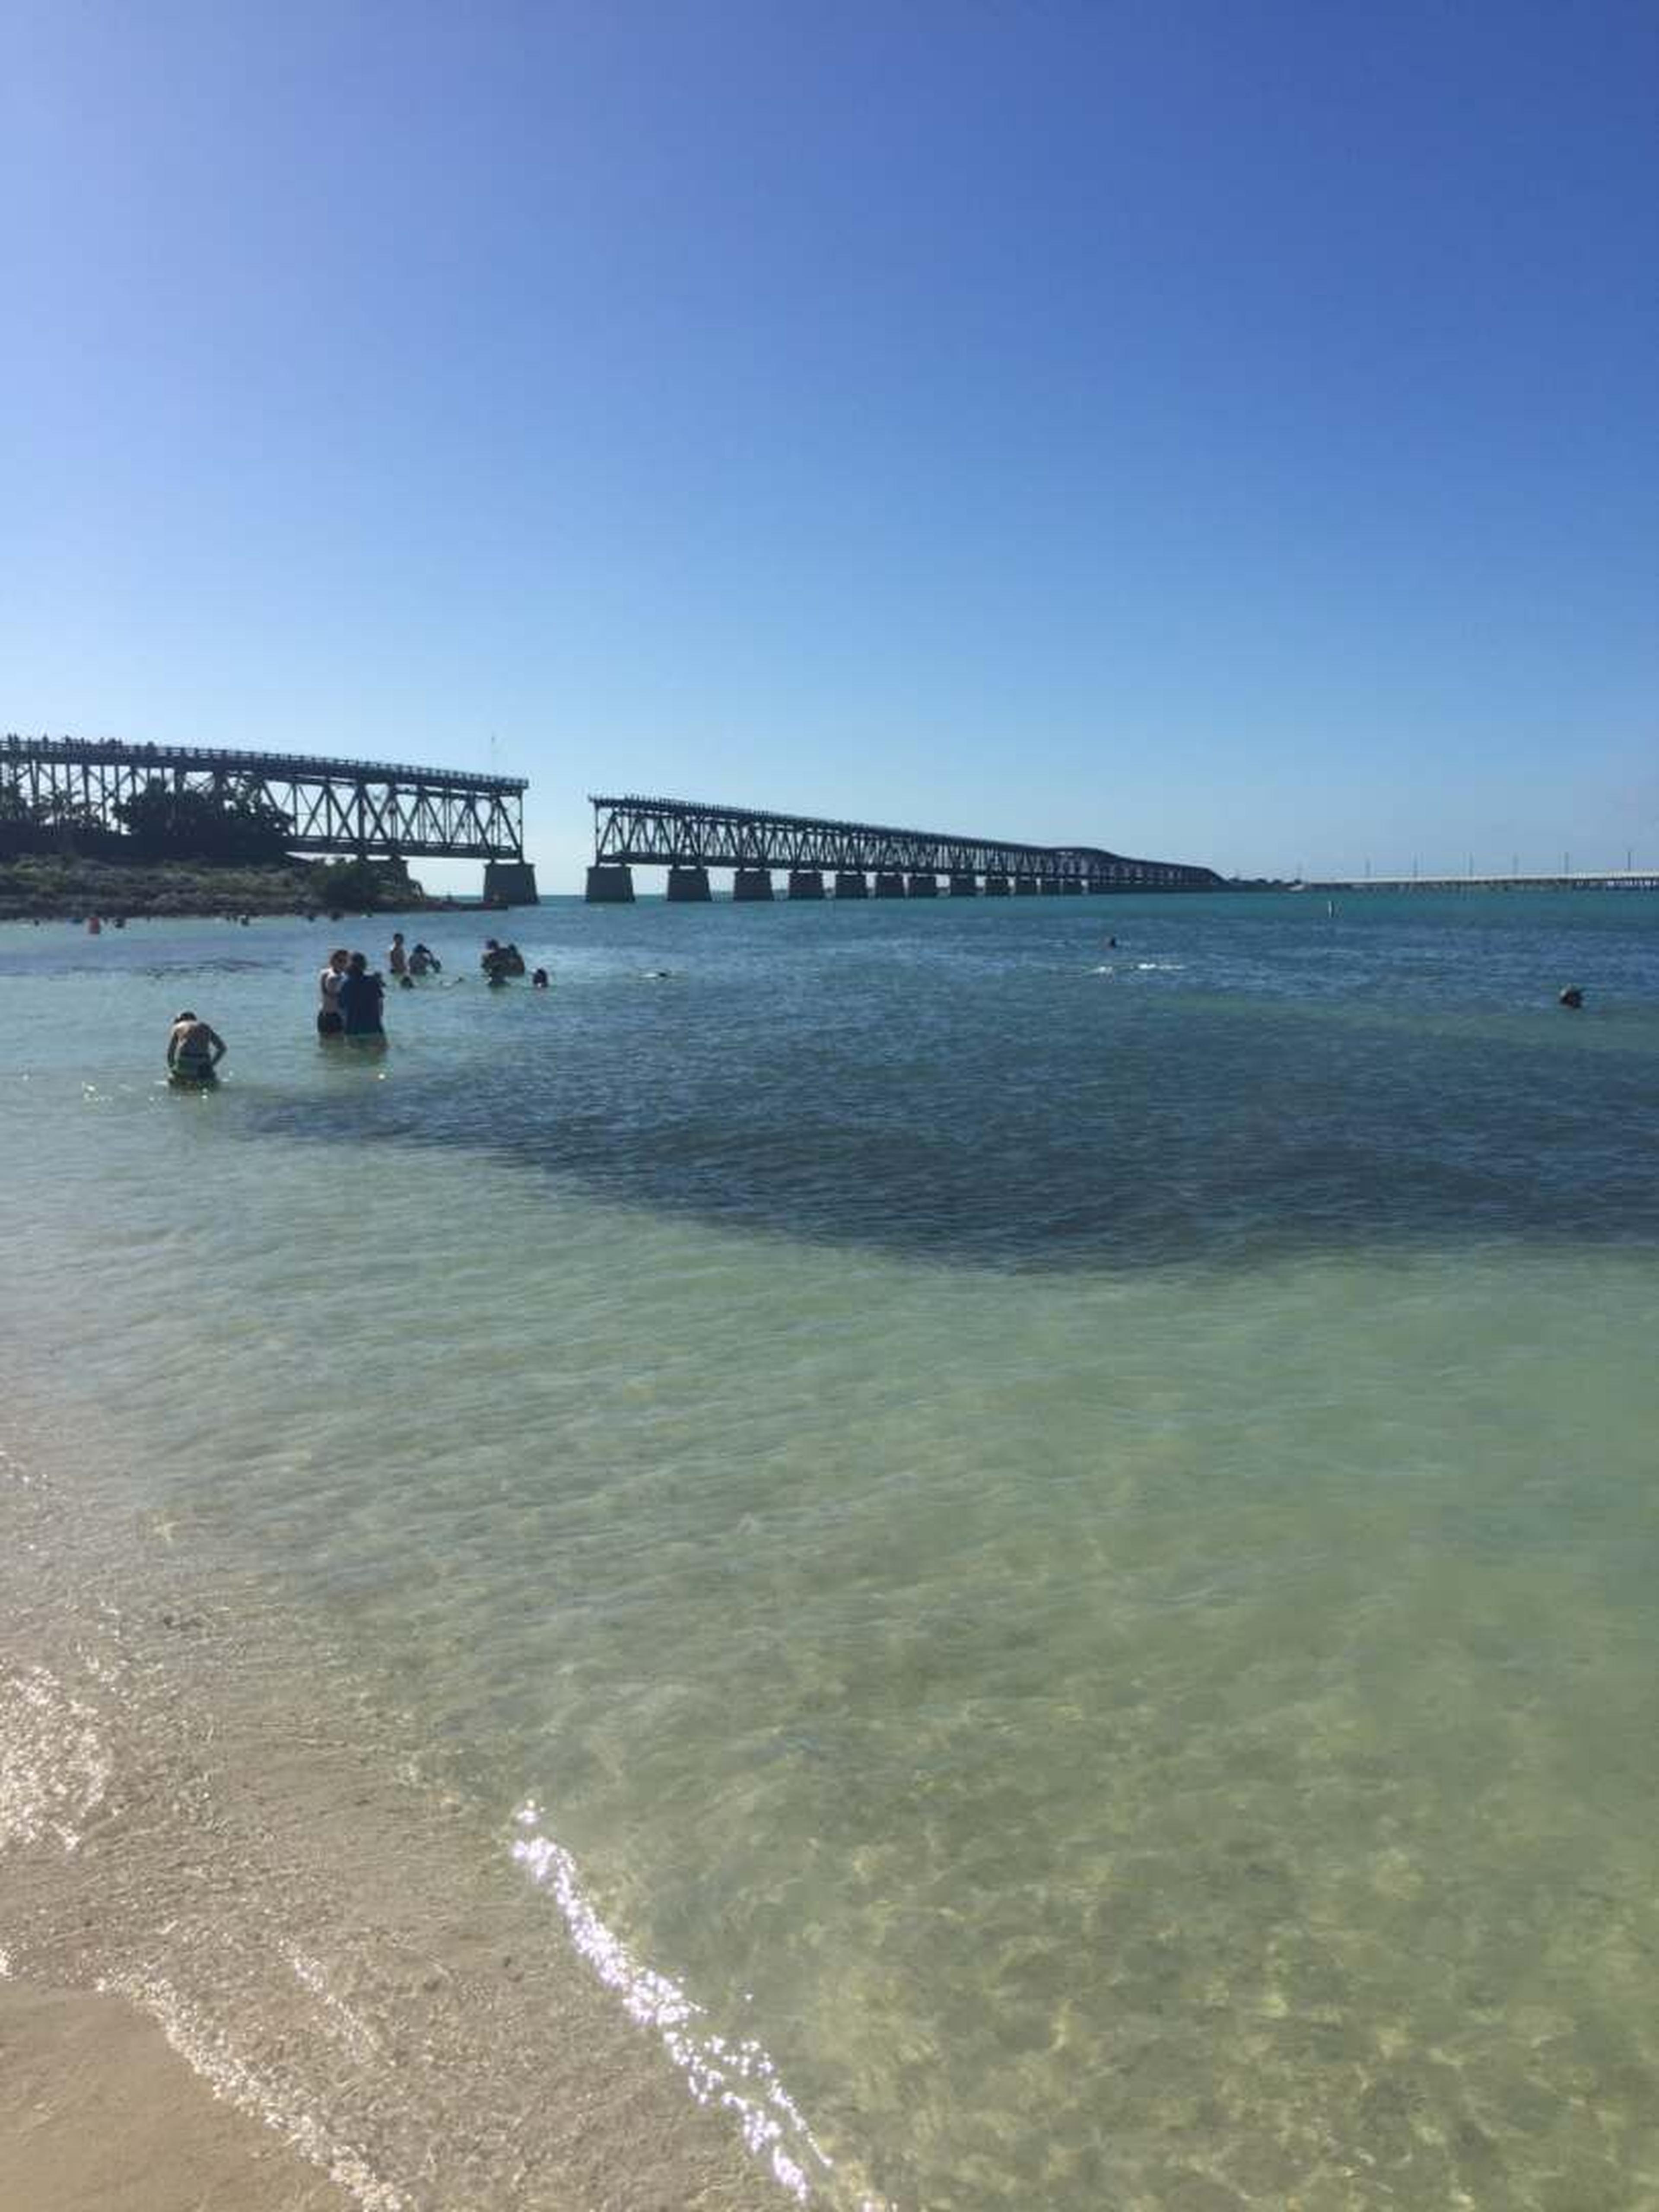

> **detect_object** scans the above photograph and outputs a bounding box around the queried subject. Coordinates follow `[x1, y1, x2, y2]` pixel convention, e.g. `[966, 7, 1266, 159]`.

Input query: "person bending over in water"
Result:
[338, 951, 386, 1038]
[167, 1011, 226, 1085]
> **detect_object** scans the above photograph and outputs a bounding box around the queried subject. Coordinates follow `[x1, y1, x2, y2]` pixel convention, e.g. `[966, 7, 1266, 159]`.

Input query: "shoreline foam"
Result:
[0, 1422, 795, 2212]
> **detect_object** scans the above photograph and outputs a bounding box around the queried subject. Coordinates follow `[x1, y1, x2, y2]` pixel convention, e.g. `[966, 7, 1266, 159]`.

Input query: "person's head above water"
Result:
[347, 951, 368, 974]
[1559, 986, 1584, 1009]
[173, 1010, 197, 1025]
[329, 947, 350, 970]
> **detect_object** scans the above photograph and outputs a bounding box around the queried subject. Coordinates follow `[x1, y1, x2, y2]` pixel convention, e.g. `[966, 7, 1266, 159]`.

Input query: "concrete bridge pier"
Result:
[983, 871, 1011, 896]
[732, 868, 774, 901]
[908, 872, 938, 897]
[874, 871, 907, 897]
[585, 864, 635, 903]
[788, 869, 826, 899]
[666, 865, 712, 902]
[948, 872, 978, 896]
[834, 871, 868, 897]
[483, 860, 540, 906]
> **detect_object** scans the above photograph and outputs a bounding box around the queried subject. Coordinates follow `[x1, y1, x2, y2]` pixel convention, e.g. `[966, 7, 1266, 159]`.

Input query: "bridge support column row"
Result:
[584, 864, 1157, 902]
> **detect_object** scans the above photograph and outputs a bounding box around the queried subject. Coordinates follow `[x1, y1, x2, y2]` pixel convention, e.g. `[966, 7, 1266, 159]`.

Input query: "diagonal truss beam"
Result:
[3, 735, 526, 860]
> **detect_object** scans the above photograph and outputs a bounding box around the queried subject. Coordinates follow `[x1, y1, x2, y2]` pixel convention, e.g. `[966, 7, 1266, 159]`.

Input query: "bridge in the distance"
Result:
[588, 795, 1222, 900]
[3, 733, 537, 899]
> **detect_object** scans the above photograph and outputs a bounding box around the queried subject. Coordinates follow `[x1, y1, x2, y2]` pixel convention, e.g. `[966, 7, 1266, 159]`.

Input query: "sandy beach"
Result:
[0, 1385, 785, 2212]
[0, 1982, 350, 2211]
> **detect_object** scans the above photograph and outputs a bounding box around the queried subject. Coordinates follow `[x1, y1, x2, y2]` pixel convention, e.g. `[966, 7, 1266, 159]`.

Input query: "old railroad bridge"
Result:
[587, 794, 1221, 900]
[3, 733, 538, 903]
[3, 736, 1223, 903]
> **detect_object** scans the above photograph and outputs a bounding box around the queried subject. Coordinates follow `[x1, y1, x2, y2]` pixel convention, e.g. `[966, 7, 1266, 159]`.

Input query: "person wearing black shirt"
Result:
[338, 952, 386, 1038]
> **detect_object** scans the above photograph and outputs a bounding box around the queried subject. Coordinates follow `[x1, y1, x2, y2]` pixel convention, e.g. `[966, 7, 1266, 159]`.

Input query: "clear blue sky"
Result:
[4, 0, 1656, 889]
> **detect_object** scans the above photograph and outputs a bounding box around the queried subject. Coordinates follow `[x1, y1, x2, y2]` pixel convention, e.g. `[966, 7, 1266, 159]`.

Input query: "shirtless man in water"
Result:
[166, 1011, 227, 1084]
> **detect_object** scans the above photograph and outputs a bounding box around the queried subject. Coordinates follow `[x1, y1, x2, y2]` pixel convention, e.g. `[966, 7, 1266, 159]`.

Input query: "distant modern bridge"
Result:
[587, 795, 1222, 900]
[1305, 869, 1659, 893]
[2, 733, 536, 900]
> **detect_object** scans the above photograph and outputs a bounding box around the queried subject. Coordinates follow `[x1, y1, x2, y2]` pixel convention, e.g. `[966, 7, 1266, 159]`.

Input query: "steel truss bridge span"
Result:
[588, 794, 1220, 899]
[3, 734, 527, 860]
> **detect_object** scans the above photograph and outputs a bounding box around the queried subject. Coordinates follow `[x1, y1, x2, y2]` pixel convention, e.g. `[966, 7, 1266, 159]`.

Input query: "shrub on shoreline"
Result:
[0, 853, 433, 921]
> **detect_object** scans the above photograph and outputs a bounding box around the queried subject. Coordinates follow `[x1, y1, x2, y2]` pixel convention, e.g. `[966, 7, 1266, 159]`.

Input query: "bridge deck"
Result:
[1306, 872, 1659, 893]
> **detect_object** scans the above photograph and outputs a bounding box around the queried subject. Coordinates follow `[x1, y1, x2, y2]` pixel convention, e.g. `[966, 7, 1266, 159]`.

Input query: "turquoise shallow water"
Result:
[3, 891, 1659, 2208]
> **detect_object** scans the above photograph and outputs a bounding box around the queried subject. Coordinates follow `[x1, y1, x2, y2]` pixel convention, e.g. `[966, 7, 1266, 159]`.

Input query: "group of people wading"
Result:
[166, 925, 549, 1087]
[316, 932, 448, 1041]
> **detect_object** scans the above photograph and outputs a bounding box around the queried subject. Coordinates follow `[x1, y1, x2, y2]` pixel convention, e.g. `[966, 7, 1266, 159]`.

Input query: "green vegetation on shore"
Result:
[2, 766, 445, 919]
[0, 853, 433, 922]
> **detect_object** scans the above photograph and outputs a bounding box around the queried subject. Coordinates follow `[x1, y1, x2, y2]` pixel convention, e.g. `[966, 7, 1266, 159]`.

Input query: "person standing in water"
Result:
[338, 951, 386, 1039]
[318, 947, 349, 1036]
[387, 931, 408, 977]
[166, 1011, 226, 1085]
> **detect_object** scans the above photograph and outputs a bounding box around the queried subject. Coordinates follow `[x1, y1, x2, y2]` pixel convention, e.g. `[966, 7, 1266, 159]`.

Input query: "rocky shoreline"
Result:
[0, 854, 447, 922]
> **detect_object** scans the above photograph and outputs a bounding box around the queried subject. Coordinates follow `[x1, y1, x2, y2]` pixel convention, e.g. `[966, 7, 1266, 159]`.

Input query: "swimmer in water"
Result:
[1559, 986, 1584, 1009]
[166, 1011, 226, 1085]
[531, 968, 549, 988]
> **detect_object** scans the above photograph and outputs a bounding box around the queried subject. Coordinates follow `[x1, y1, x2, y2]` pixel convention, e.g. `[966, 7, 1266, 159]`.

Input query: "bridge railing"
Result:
[4, 733, 527, 793]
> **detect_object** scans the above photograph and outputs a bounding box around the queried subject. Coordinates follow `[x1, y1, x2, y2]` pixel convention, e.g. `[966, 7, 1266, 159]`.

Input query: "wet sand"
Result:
[0, 1413, 786, 2212]
[0, 1981, 349, 2211]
